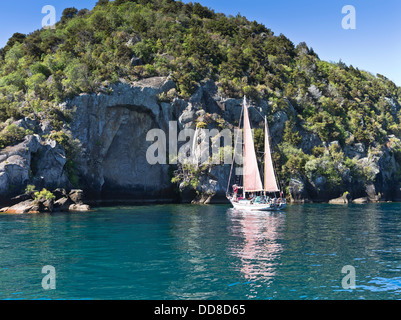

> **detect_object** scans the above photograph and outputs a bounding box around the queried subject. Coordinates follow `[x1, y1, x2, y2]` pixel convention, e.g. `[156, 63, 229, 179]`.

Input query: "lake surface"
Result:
[1, 203, 401, 300]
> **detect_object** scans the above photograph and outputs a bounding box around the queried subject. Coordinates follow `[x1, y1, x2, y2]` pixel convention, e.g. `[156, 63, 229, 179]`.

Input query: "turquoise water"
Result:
[1, 203, 401, 300]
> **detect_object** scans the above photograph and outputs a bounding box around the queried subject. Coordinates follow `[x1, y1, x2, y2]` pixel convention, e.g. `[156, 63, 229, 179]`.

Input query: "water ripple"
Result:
[1, 204, 401, 299]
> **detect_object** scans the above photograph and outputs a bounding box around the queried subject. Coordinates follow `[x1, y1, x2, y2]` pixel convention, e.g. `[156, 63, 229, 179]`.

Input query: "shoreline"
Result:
[68, 198, 401, 208]
[1, 201, 400, 216]
[2, 198, 399, 212]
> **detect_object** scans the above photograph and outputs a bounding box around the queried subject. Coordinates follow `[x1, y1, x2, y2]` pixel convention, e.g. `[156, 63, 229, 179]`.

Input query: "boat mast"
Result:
[226, 98, 244, 195]
[264, 116, 268, 195]
[242, 96, 246, 196]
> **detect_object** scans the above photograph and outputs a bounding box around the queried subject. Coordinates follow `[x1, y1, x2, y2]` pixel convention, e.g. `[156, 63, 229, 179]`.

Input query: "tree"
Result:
[30, 62, 51, 78]
[77, 9, 90, 17]
[96, 0, 109, 6]
[116, 44, 133, 64]
[6, 33, 26, 48]
[61, 7, 78, 24]
[283, 121, 301, 146]
[2, 33, 26, 55]
[193, 3, 214, 19]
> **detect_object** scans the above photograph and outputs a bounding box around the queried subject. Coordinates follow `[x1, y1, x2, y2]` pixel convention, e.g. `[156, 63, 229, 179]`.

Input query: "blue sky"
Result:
[0, 0, 400, 85]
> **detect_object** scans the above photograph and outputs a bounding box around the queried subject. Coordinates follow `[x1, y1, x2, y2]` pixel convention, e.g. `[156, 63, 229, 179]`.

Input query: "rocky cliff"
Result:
[1, 76, 400, 206]
[0, 133, 70, 205]
[0, 77, 234, 205]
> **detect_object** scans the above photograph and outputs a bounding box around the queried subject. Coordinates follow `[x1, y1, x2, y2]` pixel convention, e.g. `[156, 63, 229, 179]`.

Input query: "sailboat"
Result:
[226, 97, 287, 212]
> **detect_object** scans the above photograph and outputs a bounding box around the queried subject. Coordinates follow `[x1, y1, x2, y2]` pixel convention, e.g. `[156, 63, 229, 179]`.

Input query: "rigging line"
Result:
[226, 102, 244, 195]
[248, 100, 267, 122]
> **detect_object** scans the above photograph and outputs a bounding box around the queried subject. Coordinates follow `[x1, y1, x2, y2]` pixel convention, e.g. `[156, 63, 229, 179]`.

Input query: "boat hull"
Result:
[228, 198, 287, 212]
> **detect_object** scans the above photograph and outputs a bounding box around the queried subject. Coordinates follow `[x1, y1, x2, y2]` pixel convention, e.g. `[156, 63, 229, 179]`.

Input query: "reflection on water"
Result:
[165, 206, 287, 299]
[228, 210, 285, 284]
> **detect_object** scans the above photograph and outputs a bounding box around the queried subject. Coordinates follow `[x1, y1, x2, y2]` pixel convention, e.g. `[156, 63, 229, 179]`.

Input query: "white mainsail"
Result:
[264, 117, 280, 193]
[243, 97, 263, 193]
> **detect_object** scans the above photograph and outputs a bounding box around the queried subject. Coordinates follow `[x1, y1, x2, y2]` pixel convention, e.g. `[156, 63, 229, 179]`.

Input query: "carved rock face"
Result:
[67, 77, 175, 201]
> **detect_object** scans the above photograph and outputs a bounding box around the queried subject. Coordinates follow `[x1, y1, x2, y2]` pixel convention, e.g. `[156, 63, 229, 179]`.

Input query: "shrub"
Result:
[30, 62, 51, 78]
[0, 124, 27, 149]
[25, 184, 36, 194]
[34, 188, 56, 202]
[196, 121, 207, 129]
[283, 121, 301, 146]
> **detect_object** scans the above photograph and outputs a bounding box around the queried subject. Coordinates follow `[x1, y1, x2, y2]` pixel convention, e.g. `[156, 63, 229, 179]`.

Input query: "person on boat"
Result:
[233, 184, 238, 202]
[232, 185, 244, 202]
[280, 192, 286, 204]
[248, 193, 257, 204]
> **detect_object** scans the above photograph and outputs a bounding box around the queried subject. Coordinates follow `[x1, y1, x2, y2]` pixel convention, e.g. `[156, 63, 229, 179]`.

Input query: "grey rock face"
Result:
[289, 177, 310, 203]
[385, 97, 400, 116]
[69, 189, 84, 204]
[0, 135, 54, 202]
[69, 203, 91, 212]
[178, 104, 196, 127]
[66, 77, 177, 201]
[329, 193, 351, 204]
[344, 143, 367, 160]
[54, 197, 73, 212]
[353, 197, 368, 204]
[300, 132, 322, 154]
[356, 144, 399, 202]
[270, 111, 289, 145]
[0, 123, 71, 205]
[1, 199, 38, 214]
[32, 139, 69, 191]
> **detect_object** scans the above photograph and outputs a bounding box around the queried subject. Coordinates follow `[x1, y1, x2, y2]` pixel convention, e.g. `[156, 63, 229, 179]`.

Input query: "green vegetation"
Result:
[171, 163, 204, 193]
[283, 121, 301, 146]
[0, 0, 400, 196]
[25, 184, 36, 194]
[0, 123, 28, 148]
[34, 188, 56, 202]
